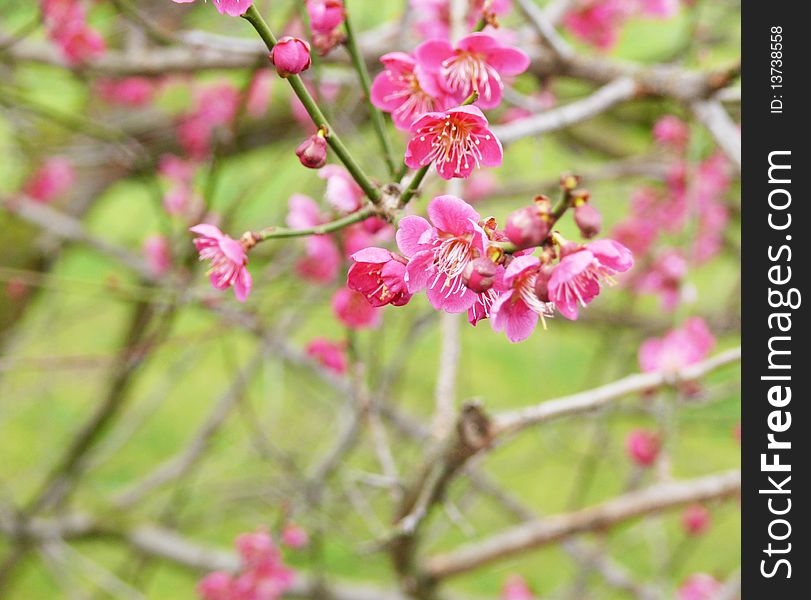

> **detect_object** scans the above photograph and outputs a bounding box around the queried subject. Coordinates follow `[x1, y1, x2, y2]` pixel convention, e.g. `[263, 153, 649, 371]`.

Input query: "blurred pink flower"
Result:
[143, 235, 172, 277]
[281, 524, 310, 549]
[22, 157, 75, 203]
[306, 338, 347, 374]
[41, 0, 106, 64]
[319, 165, 365, 213]
[638, 317, 715, 374]
[501, 574, 535, 600]
[190, 224, 252, 302]
[653, 115, 689, 149]
[306, 0, 345, 34]
[173, 0, 254, 17]
[332, 287, 382, 329]
[96, 77, 155, 107]
[405, 106, 503, 180]
[681, 504, 711, 536]
[635, 250, 688, 310]
[563, 0, 630, 50]
[625, 428, 660, 467]
[197, 571, 233, 600]
[245, 70, 274, 118]
[677, 574, 722, 600]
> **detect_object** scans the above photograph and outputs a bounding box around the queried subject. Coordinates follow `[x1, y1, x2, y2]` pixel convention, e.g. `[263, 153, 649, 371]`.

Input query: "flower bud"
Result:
[560, 172, 580, 191]
[625, 429, 660, 467]
[574, 202, 602, 239]
[505, 206, 549, 249]
[270, 37, 311, 78]
[681, 504, 711, 536]
[295, 134, 328, 169]
[533, 264, 553, 303]
[463, 257, 498, 293]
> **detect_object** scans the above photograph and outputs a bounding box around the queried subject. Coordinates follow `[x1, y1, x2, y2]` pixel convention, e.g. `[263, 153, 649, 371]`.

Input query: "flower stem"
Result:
[343, 3, 397, 178]
[256, 207, 376, 242]
[399, 165, 430, 206]
[241, 6, 381, 205]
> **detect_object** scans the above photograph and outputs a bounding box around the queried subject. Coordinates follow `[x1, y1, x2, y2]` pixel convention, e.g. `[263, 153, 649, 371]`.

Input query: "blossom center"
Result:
[441, 52, 499, 102]
[416, 114, 492, 174]
[430, 236, 474, 297]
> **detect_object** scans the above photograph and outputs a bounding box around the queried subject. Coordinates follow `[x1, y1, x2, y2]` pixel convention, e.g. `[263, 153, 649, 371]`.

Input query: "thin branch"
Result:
[691, 99, 741, 173]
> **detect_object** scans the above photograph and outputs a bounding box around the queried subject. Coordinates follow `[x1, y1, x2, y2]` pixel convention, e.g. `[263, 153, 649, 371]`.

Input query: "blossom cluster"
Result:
[197, 529, 298, 600]
[40, 0, 106, 64]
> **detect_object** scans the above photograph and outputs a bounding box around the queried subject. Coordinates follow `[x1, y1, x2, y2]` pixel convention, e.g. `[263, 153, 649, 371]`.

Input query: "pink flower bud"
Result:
[295, 134, 328, 169]
[625, 429, 660, 467]
[505, 206, 549, 249]
[281, 524, 310, 549]
[574, 202, 602, 239]
[681, 504, 711, 536]
[463, 257, 498, 293]
[533, 264, 553, 303]
[270, 36, 311, 77]
[307, 0, 345, 34]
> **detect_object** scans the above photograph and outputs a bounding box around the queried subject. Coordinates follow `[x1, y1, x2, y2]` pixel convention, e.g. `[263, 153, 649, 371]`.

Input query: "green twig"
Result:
[343, 3, 397, 177]
[241, 6, 381, 204]
[256, 206, 376, 242]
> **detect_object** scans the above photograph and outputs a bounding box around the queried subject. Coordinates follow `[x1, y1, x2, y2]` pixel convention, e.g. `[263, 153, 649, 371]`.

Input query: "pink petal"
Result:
[415, 39, 454, 72]
[396, 216, 433, 257]
[485, 46, 531, 76]
[427, 195, 480, 234]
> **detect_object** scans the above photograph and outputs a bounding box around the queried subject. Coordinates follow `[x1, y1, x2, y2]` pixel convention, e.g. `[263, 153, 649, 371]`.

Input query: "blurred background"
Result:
[0, 0, 740, 598]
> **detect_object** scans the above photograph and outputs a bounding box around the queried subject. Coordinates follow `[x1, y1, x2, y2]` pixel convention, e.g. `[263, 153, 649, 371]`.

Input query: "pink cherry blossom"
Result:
[677, 574, 722, 600]
[286, 195, 341, 283]
[370, 52, 453, 131]
[40, 0, 106, 65]
[177, 83, 240, 159]
[306, 0, 345, 34]
[271, 36, 312, 77]
[625, 428, 660, 466]
[143, 235, 172, 277]
[348, 247, 412, 307]
[190, 224, 252, 302]
[653, 115, 689, 149]
[172, 0, 254, 17]
[22, 157, 75, 203]
[681, 504, 711, 536]
[636, 0, 679, 18]
[319, 165, 365, 213]
[491, 256, 555, 342]
[405, 106, 503, 180]
[415, 32, 530, 109]
[397, 195, 490, 313]
[563, 0, 630, 50]
[235, 530, 281, 569]
[638, 317, 715, 374]
[332, 287, 382, 329]
[635, 250, 688, 310]
[245, 70, 274, 118]
[96, 77, 155, 107]
[306, 338, 347, 374]
[501, 574, 535, 600]
[409, 0, 512, 41]
[548, 239, 634, 320]
[281, 524, 310, 549]
[197, 571, 234, 600]
[342, 219, 395, 258]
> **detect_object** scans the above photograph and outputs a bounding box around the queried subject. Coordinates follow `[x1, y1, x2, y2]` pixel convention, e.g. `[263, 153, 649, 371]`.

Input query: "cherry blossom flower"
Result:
[548, 239, 633, 320]
[332, 287, 382, 329]
[370, 52, 453, 131]
[491, 255, 555, 342]
[415, 32, 530, 109]
[342, 219, 395, 258]
[41, 0, 106, 65]
[636, 0, 679, 18]
[197, 571, 233, 600]
[347, 247, 412, 307]
[563, 0, 630, 50]
[172, 0, 254, 17]
[653, 114, 689, 149]
[635, 250, 688, 310]
[96, 77, 155, 107]
[245, 70, 274, 118]
[397, 195, 490, 312]
[190, 224, 252, 302]
[681, 504, 711, 536]
[306, 338, 348, 374]
[405, 106, 503, 180]
[22, 157, 75, 203]
[281, 524, 310, 549]
[143, 235, 172, 277]
[270, 37, 312, 77]
[306, 0, 345, 33]
[177, 83, 240, 159]
[501, 574, 535, 600]
[677, 574, 722, 600]
[638, 317, 715, 374]
[319, 165, 365, 213]
[625, 428, 660, 466]
[409, 0, 512, 41]
[286, 195, 341, 283]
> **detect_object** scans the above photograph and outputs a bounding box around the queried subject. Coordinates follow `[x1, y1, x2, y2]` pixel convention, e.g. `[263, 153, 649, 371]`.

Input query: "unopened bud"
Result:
[560, 172, 580, 191]
[533, 264, 553, 303]
[574, 203, 602, 239]
[463, 257, 498, 293]
[505, 206, 550, 249]
[295, 134, 328, 169]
